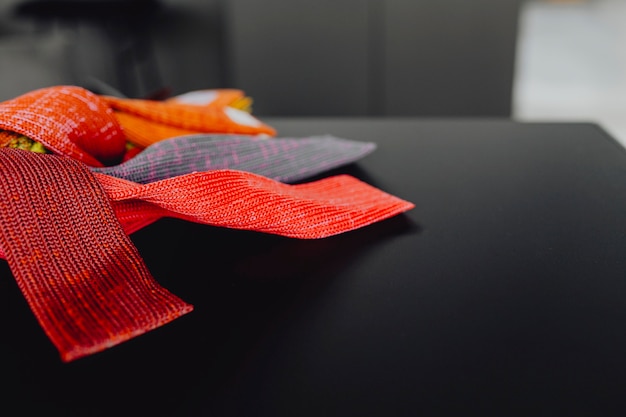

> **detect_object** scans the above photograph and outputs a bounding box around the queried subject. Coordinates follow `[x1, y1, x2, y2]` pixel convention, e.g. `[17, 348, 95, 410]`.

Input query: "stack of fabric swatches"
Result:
[0, 85, 414, 362]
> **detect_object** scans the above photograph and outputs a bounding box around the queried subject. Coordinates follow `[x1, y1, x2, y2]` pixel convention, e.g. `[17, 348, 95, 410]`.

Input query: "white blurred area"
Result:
[514, 0, 626, 147]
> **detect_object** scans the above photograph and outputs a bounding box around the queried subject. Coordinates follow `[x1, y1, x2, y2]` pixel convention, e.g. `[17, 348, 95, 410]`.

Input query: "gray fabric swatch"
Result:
[92, 134, 376, 183]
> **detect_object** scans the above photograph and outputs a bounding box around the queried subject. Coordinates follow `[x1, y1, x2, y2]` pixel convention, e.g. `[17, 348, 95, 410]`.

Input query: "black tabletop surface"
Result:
[2, 118, 626, 416]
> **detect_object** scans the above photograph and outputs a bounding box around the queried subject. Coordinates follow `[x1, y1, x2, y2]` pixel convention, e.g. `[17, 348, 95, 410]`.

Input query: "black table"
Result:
[2, 118, 626, 416]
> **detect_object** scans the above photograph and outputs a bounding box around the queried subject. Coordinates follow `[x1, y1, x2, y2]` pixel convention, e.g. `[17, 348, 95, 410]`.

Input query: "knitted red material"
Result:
[0, 148, 413, 360]
[96, 170, 414, 238]
[0, 86, 125, 167]
[0, 86, 415, 361]
[0, 148, 193, 362]
[0, 86, 275, 163]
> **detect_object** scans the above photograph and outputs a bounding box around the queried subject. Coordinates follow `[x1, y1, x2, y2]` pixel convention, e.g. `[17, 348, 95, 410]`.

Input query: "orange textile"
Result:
[102, 89, 276, 148]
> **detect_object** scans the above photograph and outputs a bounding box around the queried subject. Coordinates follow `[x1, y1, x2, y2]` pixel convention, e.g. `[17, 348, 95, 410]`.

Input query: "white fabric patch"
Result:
[224, 106, 262, 127]
[173, 90, 218, 105]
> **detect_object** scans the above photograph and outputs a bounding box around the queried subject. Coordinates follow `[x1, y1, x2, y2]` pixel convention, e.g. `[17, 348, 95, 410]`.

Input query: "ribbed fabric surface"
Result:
[102, 92, 276, 148]
[0, 149, 413, 360]
[97, 170, 414, 237]
[0, 85, 415, 361]
[92, 134, 376, 184]
[0, 86, 125, 167]
[0, 149, 193, 362]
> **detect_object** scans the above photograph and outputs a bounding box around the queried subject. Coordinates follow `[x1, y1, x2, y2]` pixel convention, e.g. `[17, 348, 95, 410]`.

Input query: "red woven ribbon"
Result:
[0, 149, 413, 361]
[97, 171, 413, 238]
[0, 149, 193, 362]
[0, 85, 415, 361]
[0, 86, 125, 166]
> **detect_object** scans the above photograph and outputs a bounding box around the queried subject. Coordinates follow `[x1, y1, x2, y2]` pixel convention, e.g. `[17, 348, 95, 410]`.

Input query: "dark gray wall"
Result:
[224, 0, 522, 116]
[383, 0, 521, 116]
[0, 0, 224, 100]
[0, 0, 522, 117]
[224, 0, 372, 116]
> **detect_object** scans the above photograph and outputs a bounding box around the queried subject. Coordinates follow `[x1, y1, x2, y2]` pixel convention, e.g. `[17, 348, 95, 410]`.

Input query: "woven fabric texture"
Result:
[97, 169, 414, 237]
[0, 85, 415, 361]
[102, 91, 276, 148]
[0, 161, 414, 258]
[92, 134, 376, 184]
[0, 148, 193, 362]
[0, 150, 412, 359]
[0, 86, 126, 167]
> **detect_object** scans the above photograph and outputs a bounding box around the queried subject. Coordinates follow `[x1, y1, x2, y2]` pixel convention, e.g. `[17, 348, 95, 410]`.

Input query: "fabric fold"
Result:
[0, 148, 413, 361]
[92, 134, 377, 184]
[102, 90, 276, 148]
[0, 85, 126, 167]
[0, 85, 416, 362]
[0, 86, 278, 165]
[96, 169, 414, 238]
[0, 148, 192, 362]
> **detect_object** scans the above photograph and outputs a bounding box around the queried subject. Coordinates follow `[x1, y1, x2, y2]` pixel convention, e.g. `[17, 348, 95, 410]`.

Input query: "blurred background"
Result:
[0, 0, 624, 145]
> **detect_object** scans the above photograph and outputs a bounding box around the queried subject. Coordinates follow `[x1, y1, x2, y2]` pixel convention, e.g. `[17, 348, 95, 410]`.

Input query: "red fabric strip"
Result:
[0, 86, 126, 167]
[0, 86, 416, 362]
[0, 149, 192, 362]
[0, 142, 413, 362]
[0, 165, 415, 257]
[95, 170, 415, 239]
